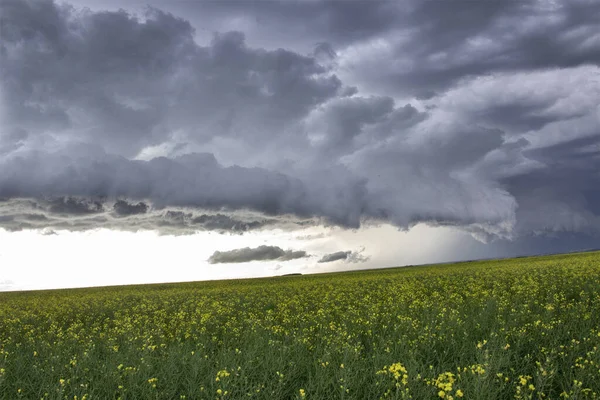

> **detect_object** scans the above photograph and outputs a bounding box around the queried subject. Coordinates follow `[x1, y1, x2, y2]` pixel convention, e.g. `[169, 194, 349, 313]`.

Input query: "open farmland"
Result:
[1, 252, 600, 399]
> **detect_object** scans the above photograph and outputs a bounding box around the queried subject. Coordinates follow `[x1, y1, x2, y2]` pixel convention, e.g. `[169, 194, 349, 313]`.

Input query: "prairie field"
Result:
[1, 252, 600, 400]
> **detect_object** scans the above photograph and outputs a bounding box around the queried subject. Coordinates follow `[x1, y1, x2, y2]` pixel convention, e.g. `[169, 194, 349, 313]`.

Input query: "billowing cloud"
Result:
[337, 0, 600, 98]
[0, 197, 288, 235]
[48, 197, 104, 215]
[1, 0, 342, 158]
[191, 213, 273, 232]
[207, 245, 308, 264]
[113, 200, 149, 216]
[1, 0, 599, 245]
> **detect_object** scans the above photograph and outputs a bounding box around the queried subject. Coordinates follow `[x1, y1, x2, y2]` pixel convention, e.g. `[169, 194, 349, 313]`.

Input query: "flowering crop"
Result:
[1, 251, 600, 399]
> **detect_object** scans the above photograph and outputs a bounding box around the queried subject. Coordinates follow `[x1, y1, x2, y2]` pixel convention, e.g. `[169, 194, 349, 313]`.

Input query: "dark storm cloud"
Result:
[1, 0, 599, 244]
[1, 0, 343, 157]
[0, 198, 293, 234]
[48, 197, 104, 215]
[0, 148, 368, 228]
[503, 135, 600, 235]
[341, 0, 600, 97]
[207, 245, 308, 264]
[191, 213, 273, 232]
[151, 0, 403, 51]
[113, 200, 149, 216]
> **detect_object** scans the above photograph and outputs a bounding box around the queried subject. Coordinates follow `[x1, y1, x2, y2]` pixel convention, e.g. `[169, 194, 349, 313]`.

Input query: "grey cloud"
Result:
[306, 95, 395, 153]
[149, 0, 403, 51]
[318, 251, 349, 263]
[2, 0, 517, 238]
[503, 135, 600, 235]
[158, 210, 275, 233]
[48, 197, 104, 215]
[191, 213, 273, 232]
[1, 0, 599, 245]
[113, 200, 149, 216]
[439, 68, 600, 237]
[313, 42, 337, 61]
[22, 213, 48, 221]
[431, 67, 600, 136]
[208, 245, 308, 264]
[279, 250, 309, 261]
[1, 0, 343, 157]
[347, 249, 370, 264]
[0, 198, 298, 235]
[160, 210, 189, 226]
[342, 0, 600, 97]
[0, 145, 373, 228]
[339, 117, 517, 236]
[318, 249, 369, 263]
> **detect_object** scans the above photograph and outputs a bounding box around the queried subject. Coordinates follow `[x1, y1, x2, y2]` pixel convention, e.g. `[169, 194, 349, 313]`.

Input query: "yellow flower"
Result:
[299, 388, 306, 397]
[216, 369, 230, 382]
[519, 376, 528, 385]
[438, 390, 446, 398]
[455, 389, 464, 397]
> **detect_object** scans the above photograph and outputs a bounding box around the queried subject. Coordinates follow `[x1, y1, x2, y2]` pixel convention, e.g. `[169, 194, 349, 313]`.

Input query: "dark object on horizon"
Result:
[282, 273, 302, 276]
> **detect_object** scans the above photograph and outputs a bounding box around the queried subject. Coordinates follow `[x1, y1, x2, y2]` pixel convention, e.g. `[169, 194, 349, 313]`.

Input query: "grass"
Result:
[1, 251, 600, 399]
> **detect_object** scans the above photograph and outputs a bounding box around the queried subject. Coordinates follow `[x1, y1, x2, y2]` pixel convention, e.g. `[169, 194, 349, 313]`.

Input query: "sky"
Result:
[1, 0, 599, 291]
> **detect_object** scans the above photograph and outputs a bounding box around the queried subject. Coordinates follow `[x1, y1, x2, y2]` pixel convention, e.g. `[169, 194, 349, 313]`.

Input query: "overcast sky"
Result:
[1, 0, 599, 291]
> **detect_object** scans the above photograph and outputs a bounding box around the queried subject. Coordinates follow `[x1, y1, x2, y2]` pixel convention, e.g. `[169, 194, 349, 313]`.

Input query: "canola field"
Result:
[1, 251, 600, 400]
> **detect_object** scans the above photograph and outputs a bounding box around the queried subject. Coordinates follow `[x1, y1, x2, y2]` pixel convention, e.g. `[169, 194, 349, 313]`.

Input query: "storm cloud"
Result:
[113, 200, 149, 216]
[208, 245, 308, 264]
[0, 197, 287, 235]
[1, 0, 599, 243]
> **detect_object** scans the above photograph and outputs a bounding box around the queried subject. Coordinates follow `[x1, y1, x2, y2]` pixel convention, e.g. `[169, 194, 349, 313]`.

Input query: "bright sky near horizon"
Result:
[0, 224, 482, 291]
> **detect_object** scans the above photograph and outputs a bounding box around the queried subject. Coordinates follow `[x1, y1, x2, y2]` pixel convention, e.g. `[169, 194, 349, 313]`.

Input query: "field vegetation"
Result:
[1, 251, 600, 399]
